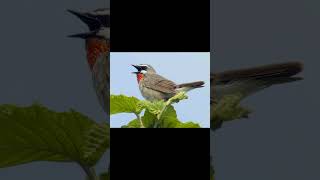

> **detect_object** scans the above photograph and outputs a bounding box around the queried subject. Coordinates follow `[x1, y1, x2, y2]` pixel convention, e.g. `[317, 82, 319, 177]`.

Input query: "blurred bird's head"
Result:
[69, 27, 110, 70]
[67, 8, 110, 71]
[132, 64, 156, 74]
[67, 8, 110, 30]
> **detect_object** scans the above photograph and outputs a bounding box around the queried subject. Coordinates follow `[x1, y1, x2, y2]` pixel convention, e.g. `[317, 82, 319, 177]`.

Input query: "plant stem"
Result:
[80, 164, 98, 180]
[155, 100, 170, 128]
[135, 113, 145, 128]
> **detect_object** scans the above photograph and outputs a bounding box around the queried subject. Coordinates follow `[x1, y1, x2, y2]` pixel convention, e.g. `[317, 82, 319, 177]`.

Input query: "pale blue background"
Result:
[110, 52, 210, 128]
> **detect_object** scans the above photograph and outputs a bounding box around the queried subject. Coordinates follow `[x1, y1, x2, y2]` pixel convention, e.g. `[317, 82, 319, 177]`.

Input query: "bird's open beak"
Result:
[67, 31, 94, 39]
[132, 64, 142, 74]
[67, 9, 101, 30]
[132, 64, 142, 70]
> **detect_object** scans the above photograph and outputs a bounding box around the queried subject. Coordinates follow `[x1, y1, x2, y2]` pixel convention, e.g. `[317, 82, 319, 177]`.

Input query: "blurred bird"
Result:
[211, 61, 303, 130]
[211, 61, 303, 103]
[68, 9, 110, 115]
[132, 64, 204, 101]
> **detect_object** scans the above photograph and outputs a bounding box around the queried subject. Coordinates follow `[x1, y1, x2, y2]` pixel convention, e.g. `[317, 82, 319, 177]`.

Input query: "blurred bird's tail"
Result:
[211, 61, 304, 102]
[213, 61, 303, 84]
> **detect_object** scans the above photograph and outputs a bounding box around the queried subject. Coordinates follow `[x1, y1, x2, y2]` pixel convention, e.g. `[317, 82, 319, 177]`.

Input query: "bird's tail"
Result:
[213, 61, 304, 85]
[211, 61, 304, 102]
[177, 81, 205, 92]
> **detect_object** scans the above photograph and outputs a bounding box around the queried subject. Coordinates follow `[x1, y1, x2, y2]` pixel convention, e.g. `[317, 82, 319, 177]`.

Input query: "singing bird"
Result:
[211, 61, 303, 129]
[68, 10, 110, 114]
[132, 64, 205, 101]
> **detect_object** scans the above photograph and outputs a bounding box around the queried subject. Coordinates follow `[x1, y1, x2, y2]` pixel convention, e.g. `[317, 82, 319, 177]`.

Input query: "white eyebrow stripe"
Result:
[138, 64, 149, 67]
[140, 70, 147, 74]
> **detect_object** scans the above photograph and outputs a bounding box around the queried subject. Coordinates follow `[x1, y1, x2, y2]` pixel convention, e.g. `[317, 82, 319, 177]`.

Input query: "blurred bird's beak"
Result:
[68, 32, 92, 39]
[67, 9, 101, 30]
[132, 64, 142, 74]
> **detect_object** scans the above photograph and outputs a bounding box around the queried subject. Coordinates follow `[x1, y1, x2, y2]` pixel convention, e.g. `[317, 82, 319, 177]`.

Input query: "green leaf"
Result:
[176, 122, 200, 128]
[158, 105, 179, 128]
[0, 103, 109, 168]
[166, 92, 188, 105]
[159, 105, 200, 128]
[121, 119, 140, 128]
[99, 171, 109, 180]
[122, 110, 157, 128]
[211, 94, 251, 130]
[113, 94, 200, 128]
[141, 110, 157, 128]
[82, 122, 110, 166]
[138, 100, 166, 116]
[123, 107, 200, 128]
[162, 106, 200, 128]
[110, 95, 141, 115]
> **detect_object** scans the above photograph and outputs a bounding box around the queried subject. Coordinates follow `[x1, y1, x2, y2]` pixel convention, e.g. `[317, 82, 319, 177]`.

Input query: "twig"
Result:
[135, 113, 145, 128]
[155, 100, 170, 128]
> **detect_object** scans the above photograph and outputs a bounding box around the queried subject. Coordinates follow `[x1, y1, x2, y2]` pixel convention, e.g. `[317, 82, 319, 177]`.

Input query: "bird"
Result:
[67, 8, 110, 30]
[211, 61, 304, 130]
[68, 11, 110, 115]
[211, 61, 303, 104]
[132, 64, 205, 101]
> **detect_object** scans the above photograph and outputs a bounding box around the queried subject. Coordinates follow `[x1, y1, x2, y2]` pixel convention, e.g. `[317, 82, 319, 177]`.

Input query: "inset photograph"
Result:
[110, 52, 210, 128]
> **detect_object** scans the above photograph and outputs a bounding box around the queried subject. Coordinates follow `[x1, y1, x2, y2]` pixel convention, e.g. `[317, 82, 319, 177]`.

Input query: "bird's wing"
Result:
[143, 73, 177, 94]
[211, 62, 303, 101]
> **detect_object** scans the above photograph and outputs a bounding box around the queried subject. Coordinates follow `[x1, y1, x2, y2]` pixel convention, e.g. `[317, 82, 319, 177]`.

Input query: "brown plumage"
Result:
[143, 73, 177, 94]
[213, 62, 303, 84]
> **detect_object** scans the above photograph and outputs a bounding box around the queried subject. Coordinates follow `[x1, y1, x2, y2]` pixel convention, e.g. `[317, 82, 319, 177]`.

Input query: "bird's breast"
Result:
[136, 73, 144, 83]
[86, 38, 109, 70]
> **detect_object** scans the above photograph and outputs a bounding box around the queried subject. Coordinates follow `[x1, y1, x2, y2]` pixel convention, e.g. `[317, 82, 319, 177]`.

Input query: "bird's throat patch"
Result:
[86, 38, 109, 70]
[137, 73, 144, 83]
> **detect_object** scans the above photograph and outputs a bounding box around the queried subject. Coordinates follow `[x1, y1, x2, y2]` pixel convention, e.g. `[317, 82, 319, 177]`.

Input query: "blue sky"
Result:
[110, 52, 210, 128]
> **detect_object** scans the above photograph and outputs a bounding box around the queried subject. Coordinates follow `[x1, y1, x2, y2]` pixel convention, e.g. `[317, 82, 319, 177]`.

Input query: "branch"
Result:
[135, 113, 145, 128]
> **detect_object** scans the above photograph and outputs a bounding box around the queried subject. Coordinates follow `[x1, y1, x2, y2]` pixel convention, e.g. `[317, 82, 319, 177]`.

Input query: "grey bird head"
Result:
[132, 64, 157, 74]
[67, 8, 110, 30]
[68, 27, 110, 40]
